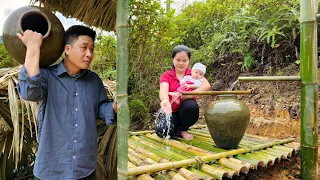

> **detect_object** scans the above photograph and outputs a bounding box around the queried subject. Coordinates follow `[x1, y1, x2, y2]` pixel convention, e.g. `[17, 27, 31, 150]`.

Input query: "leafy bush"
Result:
[128, 96, 152, 130]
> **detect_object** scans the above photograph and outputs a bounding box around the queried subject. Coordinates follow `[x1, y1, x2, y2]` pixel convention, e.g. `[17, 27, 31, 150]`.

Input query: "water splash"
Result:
[155, 110, 172, 140]
[229, 80, 239, 91]
[154, 93, 183, 150]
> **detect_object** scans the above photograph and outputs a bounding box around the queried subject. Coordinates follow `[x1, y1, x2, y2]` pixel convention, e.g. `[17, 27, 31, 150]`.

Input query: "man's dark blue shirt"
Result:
[18, 60, 115, 180]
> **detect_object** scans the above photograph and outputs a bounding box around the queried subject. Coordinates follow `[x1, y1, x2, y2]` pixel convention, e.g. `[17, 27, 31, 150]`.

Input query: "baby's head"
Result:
[191, 63, 206, 79]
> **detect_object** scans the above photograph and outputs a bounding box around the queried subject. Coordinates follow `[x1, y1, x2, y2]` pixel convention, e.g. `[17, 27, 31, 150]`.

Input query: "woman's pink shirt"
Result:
[160, 68, 192, 112]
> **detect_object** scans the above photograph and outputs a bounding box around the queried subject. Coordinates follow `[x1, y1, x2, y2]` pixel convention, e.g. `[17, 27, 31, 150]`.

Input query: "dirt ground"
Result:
[196, 75, 320, 180]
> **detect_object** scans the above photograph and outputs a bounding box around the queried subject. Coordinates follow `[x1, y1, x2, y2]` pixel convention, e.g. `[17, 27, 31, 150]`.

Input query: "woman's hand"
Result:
[160, 98, 172, 115]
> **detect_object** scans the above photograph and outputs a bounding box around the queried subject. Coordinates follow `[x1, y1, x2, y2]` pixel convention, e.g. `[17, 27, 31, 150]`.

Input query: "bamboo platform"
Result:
[127, 125, 300, 180]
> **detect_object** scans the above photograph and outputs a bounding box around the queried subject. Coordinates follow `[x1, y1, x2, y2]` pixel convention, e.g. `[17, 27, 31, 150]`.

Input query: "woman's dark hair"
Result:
[172, 45, 191, 59]
[64, 25, 96, 46]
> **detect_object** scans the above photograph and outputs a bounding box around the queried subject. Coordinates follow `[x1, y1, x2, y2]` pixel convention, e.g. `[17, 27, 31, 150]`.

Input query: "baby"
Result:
[169, 62, 206, 104]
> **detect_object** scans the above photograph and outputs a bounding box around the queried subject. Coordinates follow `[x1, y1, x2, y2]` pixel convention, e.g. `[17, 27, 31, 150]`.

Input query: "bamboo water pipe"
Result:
[237, 76, 301, 81]
[182, 90, 252, 95]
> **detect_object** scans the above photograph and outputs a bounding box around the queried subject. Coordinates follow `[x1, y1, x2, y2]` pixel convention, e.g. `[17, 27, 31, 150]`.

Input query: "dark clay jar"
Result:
[2, 5, 65, 67]
[205, 94, 250, 149]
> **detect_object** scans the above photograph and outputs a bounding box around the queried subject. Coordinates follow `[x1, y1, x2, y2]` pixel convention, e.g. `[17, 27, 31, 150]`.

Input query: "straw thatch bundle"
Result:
[31, 0, 117, 31]
[0, 66, 38, 180]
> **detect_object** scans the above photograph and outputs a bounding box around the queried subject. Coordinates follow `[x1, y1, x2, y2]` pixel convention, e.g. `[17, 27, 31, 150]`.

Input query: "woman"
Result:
[156, 45, 211, 140]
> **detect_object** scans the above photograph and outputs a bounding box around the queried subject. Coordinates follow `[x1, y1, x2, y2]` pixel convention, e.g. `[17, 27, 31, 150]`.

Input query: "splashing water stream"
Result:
[229, 80, 239, 91]
[155, 94, 182, 150]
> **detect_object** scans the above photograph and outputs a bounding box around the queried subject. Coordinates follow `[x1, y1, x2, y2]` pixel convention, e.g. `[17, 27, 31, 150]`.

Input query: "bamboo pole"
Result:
[116, 0, 130, 179]
[177, 168, 203, 180]
[237, 76, 301, 81]
[127, 138, 294, 176]
[137, 136, 194, 158]
[188, 168, 215, 180]
[130, 130, 154, 135]
[144, 134, 214, 156]
[300, 0, 318, 179]
[182, 90, 251, 95]
[129, 141, 169, 163]
[129, 140, 202, 180]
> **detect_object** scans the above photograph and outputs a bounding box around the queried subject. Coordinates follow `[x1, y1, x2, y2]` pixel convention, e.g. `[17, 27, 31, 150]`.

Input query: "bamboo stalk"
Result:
[265, 148, 292, 158]
[260, 150, 285, 160]
[253, 151, 278, 164]
[237, 76, 301, 81]
[129, 142, 200, 180]
[116, 0, 130, 179]
[182, 90, 251, 95]
[173, 136, 226, 153]
[200, 164, 231, 180]
[228, 158, 252, 171]
[137, 174, 154, 180]
[189, 124, 207, 129]
[173, 136, 251, 174]
[169, 171, 186, 180]
[127, 138, 294, 176]
[244, 153, 274, 166]
[129, 148, 157, 166]
[188, 130, 212, 138]
[127, 158, 155, 180]
[218, 158, 248, 175]
[145, 134, 214, 156]
[177, 168, 203, 180]
[137, 136, 194, 159]
[188, 168, 215, 180]
[133, 136, 188, 160]
[130, 138, 184, 161]
[128, 153, 143, 166]
[129, 141, 169, 163]
[235, 155, 264, 169]
[130, 130, 154, 135]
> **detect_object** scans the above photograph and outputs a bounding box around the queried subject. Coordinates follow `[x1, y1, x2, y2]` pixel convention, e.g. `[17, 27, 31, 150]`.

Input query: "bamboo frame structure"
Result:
[237, 76, 301, 81]
[116, 0, 130, 179]
[127, 138, 294, 176]
[300, 0, 318, 179]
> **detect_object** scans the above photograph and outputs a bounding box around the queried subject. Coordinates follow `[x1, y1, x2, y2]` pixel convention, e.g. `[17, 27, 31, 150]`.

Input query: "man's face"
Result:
[65, 35, 94, 70]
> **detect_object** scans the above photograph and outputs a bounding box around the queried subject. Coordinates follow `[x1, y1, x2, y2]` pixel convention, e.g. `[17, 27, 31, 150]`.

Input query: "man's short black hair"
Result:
[64, 25, 96, 45]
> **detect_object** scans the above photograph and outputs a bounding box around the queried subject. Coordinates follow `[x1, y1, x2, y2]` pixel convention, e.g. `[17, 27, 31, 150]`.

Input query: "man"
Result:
[17, 25, 116, 179]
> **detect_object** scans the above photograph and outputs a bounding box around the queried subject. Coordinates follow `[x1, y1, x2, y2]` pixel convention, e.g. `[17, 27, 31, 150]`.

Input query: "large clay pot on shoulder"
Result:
[205, 94, 250, 149]
[2, 5, 65, 67]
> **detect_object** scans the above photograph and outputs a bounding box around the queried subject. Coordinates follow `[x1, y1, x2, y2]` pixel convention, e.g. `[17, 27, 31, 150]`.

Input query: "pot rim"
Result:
[18, 10, 51, 39]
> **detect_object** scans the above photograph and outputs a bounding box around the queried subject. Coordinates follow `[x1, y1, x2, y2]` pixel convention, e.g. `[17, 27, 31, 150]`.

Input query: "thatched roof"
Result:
[31, 0, 117, 31]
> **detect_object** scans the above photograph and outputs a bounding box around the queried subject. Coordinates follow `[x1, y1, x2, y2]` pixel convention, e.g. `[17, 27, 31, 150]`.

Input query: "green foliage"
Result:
[90, 32, 117, 80]
[0, 44, 19, 68]
[89, 0, 304, 129]
[175, 0, 300, 71]
[128, 96, 151, 130]
[128, 0, 180, 114]
[242, 52, 256, 71]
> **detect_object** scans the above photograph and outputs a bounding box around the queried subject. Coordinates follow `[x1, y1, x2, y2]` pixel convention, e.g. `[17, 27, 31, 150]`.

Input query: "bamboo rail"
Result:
[237, 76, 301, 81]
[127, 138, 295, 176]
[182, 90, 251, 95]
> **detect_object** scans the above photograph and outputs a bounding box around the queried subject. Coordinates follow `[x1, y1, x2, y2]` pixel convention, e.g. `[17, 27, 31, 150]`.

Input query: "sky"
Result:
[0, 0, 84, 35]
